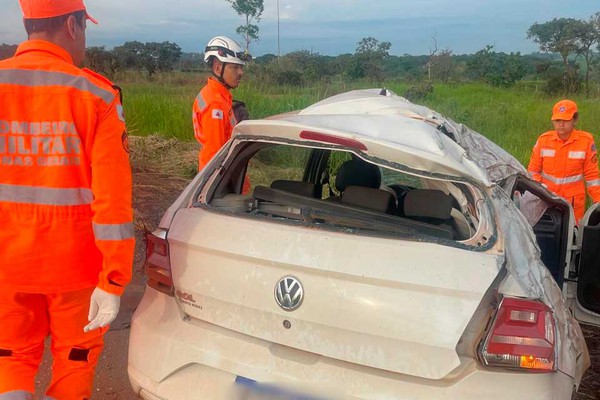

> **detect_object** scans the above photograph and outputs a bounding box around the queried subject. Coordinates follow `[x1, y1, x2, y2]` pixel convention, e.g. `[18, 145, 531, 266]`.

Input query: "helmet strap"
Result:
[212, 62, 232, 90]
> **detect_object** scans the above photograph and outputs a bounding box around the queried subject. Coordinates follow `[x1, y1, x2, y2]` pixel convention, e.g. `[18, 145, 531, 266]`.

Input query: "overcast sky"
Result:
[0, 0, 598, 56]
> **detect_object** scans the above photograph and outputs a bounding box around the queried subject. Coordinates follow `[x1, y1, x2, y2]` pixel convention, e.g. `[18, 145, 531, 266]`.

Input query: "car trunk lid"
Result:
[168, 208, 502, 380]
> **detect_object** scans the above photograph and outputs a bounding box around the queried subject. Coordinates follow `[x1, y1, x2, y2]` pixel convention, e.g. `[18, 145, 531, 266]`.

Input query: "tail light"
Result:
[300, 130, 368, 151]
[479, 297, 556, 372]
[144, 230, 174, 296]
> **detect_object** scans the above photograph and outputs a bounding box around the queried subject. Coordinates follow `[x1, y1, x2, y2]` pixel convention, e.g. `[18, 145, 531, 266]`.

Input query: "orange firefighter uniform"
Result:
[0, 39, 134, 399]
[528, 129, 600, 221]
[193, 77, 238, 170]
[193, 77, 250, 193]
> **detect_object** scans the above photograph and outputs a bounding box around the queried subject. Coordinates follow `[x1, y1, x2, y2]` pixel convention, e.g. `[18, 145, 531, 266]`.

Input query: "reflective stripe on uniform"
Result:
[0, 391, 34, 400]
[540, 148, 556, 157]
[195, 93, 207, 111]
[0, 69, 114, 105]
[0, 184, 93, 205]
[586, 179, 600, 187]
[568, 151, 586, 159]
[541, 172, 583, 185]
[116, 104, 125, 122]
[92, 222, 135, 240]
[41, 397, 58, 400]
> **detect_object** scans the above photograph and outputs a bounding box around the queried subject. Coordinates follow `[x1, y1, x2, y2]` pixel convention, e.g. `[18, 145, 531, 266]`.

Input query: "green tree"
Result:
[572, 13, 600, 97]
[226, 0, 264, 53]
[113, 41, 145, 70]
[527, 18, 580, 94]
[137, 42, 182, 76]
[429, 49, 455, 82]
[466, 45, 495, 80]
[352, 37, 391, 82]
[84, 46, 122, 77]
[466, 45, 525, 87]
[384, 54, 428, 81]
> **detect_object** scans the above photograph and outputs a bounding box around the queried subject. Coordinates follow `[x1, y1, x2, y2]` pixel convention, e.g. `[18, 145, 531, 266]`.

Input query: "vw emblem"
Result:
[274, 276, 304, 311]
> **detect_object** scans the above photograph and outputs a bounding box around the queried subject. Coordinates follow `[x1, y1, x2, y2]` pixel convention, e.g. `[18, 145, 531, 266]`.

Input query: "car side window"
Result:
[326, 151, 353, 197]
[245, 145, 313, 192]
[380, 168, 423, 189]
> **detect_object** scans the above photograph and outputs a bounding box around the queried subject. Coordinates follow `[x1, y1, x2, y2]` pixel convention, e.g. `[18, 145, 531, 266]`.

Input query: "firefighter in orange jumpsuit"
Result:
[528, 100, 600, 222]
[0, 1, 134, 399]
[193, 36, 251, 188]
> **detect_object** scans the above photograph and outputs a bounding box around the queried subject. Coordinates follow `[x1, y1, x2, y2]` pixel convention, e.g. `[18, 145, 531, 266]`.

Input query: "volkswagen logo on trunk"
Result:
[275, 276, 304, 311]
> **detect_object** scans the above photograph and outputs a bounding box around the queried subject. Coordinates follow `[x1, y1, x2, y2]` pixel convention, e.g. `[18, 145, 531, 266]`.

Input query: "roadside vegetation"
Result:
[120, 73, 600, 168]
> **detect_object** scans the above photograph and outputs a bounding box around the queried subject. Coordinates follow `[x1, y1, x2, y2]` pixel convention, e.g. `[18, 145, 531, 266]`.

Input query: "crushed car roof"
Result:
[233, 89, 526, 185]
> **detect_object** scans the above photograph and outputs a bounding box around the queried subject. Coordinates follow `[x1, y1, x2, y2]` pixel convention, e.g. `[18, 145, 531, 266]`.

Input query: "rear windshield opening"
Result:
[203, 142, 486, 246]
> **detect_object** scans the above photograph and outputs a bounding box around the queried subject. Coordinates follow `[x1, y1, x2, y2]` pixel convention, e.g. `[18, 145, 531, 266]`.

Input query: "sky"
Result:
[0, 0, 599, 56]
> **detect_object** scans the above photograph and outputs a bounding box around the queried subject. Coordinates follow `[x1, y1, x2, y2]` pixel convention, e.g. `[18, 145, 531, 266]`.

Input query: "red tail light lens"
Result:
[300, 130, 368, 151]
[144, 230, 174, 296]
[479, 297, 556, 372]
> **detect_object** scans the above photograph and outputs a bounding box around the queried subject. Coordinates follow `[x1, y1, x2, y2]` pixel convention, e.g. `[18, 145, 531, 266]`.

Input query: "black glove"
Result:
[232, 100, 250, 122]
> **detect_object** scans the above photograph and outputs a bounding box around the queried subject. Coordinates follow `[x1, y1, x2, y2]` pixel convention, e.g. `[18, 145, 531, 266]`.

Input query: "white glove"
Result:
[83, 287, 121, 332]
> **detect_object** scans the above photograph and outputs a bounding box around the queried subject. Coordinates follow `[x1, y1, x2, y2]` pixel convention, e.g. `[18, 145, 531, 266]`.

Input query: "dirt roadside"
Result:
[34, 169, 191, 399]
[34, 137, 196, 400]
[34, 136, 599, 399]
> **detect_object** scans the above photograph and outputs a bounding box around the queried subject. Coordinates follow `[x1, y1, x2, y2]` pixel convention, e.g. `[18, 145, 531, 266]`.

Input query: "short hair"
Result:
[24, 10, 86, 36]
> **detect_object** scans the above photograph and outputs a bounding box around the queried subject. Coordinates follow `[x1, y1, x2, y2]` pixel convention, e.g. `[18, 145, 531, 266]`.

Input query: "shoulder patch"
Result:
[212, 109, 224, 120]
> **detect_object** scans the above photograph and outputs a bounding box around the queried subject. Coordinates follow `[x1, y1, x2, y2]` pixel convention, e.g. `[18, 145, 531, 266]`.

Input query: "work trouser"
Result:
[0, 287, 107, 400]
[571, 193, 586, 223]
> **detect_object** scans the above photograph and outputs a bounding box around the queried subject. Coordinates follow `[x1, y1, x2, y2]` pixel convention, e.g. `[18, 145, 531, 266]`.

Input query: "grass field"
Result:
[121, 72, 600, 167]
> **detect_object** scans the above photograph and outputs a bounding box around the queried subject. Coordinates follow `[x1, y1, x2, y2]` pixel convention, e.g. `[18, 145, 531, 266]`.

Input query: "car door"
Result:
[504, 175, 574, 286]
[571, 202, 600, 326]
[504, 174, 600, 327]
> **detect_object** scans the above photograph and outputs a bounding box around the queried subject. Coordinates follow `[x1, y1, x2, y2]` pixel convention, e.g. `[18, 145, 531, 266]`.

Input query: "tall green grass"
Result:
[120, 74, 600, 167]
[417, 83, 600, 165]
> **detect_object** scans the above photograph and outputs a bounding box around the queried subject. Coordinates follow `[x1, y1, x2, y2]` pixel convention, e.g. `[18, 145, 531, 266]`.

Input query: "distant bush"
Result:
[536, 61, 582, 95]
[404, 82, 434, 102]
[274, 70, 303, 86]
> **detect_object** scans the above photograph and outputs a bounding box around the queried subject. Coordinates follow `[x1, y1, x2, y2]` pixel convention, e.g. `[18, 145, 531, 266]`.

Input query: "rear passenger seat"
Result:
[402, 189, 455, 237]
[329, 158, 383, 202]
[270, 180, 320, 198]
[341, 186, 396, 214]
[402, 189, 453, 223]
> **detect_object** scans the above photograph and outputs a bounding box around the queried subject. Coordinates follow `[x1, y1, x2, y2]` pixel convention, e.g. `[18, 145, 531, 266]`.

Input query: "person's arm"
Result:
[583, 140, 600, 203]
[527, 138, 543, 182]
[192, 94, 204, 143]
[198, 103, 228, 169]
[90, 94, 135, 296]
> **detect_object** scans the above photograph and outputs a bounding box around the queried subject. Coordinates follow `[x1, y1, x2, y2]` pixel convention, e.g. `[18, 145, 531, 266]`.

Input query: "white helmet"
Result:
[204, 36, 252, 66]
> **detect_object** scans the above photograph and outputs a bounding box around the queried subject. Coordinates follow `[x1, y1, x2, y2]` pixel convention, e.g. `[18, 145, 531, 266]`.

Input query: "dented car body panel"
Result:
[129, 89, 599, 400]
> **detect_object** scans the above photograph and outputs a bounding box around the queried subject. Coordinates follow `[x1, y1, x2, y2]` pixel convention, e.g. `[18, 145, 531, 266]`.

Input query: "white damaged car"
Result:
[128, 89, 600, 399]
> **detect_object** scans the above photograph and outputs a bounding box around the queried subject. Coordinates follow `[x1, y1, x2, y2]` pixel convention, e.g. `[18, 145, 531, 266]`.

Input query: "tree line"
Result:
[1, 12, 599, 97]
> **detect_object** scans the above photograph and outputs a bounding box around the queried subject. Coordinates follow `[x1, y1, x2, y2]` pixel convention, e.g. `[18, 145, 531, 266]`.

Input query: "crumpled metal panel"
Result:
[491, 186, 590, 383]
[444, 119, 527, 183]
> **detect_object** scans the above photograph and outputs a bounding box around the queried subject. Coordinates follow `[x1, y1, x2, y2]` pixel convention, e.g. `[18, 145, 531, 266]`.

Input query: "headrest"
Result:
[403, 189, 453, 220]
[341, 186, 395, 214]
[335, 158, 381, 192]
[270, 180, 319, 198]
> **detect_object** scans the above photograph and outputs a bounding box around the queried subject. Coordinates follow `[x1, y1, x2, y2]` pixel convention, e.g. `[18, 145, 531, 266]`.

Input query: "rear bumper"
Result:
[128, 287, 576, 400]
